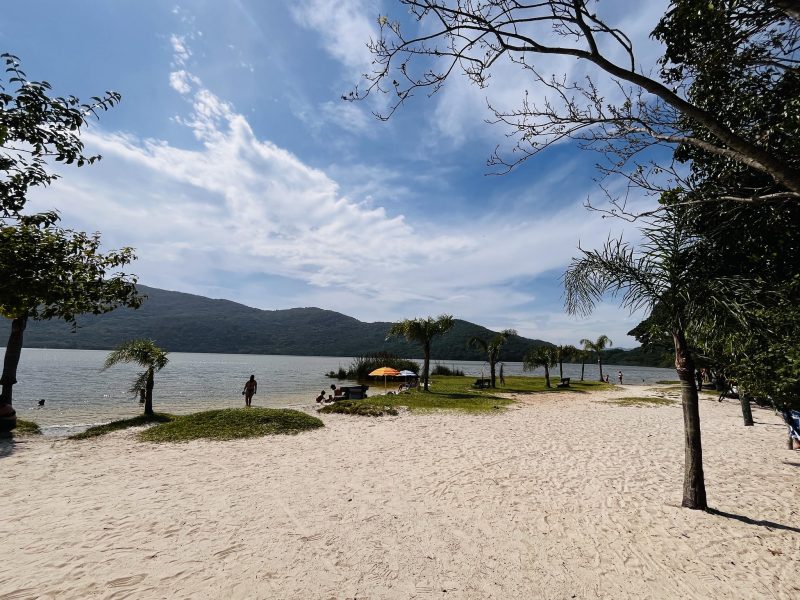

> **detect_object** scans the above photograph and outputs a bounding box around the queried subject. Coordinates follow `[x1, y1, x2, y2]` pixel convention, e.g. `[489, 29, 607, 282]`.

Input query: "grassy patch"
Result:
[318, 400, 399, 417]
[70, 413, 175, 440]
[655, 380, 680, 385]
[607, 396, 677, 407]
[351, 375, 609, 413]
[139, 408, 323, 442]
[15, 419, 42, 436]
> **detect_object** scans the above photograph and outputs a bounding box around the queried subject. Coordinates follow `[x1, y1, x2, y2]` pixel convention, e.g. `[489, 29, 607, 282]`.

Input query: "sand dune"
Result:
[2, 385, 798, 599]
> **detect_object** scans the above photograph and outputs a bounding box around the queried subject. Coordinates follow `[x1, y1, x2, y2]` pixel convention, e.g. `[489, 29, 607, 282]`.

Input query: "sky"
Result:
[3, 0, 671, 347]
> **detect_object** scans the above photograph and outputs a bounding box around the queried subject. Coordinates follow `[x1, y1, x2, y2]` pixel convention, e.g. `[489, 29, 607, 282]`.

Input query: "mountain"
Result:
[0, 285, 551, 361]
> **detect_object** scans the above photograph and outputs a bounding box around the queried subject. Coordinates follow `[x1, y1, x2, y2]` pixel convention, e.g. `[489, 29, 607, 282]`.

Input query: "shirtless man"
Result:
[243, 375, 257, 407]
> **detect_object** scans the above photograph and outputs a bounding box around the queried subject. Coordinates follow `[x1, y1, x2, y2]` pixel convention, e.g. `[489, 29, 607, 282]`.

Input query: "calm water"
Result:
[8, 348, 676, 435]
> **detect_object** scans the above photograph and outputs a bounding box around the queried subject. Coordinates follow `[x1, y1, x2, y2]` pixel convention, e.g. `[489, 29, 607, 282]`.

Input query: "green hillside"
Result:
[0, 285, 549, 360]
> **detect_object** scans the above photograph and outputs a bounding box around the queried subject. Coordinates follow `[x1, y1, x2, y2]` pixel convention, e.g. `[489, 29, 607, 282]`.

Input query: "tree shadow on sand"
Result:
[707, 508, 800, 534]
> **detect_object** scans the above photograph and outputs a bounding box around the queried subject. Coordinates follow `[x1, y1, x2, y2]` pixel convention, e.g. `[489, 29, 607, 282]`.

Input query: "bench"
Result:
[557, 377, 570, 388]
[473, 378, 492, 389]
[340, 385, 369, 400]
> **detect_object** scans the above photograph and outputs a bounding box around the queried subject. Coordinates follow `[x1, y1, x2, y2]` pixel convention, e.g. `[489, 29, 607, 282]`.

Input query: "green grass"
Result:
[349, 375, 611, 413]
[606, 396, 677, 407]
[139, 408, 324, 442]
[655, 380, 680, 384]
[69, 413, 175, 440]
[318, 400, 399, 417]
[649, 385, 718, 397]
[15, 419, 42, 436]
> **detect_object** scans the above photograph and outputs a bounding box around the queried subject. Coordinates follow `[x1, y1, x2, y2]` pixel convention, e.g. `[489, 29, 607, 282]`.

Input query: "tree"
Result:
[468, 329, 517, 388]
[578, 339, 594, 381]
[555, 344, 577, 380]
[1, 53, 120, 217]
[523, 346, 557, 388]
[387, 315, 455, 391]
[563, 208, 753, 510]
[579, 335, 613, 382]
[649, 1, 800, 422]
[104, 340, 169, 416]
[352, 1, 800, 202]
[0, 215, 141, 434]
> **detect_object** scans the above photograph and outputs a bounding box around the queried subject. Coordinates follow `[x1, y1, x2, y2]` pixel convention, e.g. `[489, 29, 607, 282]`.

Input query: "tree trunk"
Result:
[489, 360, 496, 388]
[580, 357, 585, 381]
[559, 358, 563, 380]
[598, 355, 604, 382]
[0, 315, 28, 435]
[544, 365, 551, 388]
[144, 368, 154, 416]
[422, 342, 431, 392]
[673, 328, 707, 510]
[739, 389, 754, 426]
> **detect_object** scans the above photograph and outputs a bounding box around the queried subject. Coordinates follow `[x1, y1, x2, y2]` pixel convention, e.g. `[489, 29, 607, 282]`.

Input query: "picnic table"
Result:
[473, 378, 492, 389]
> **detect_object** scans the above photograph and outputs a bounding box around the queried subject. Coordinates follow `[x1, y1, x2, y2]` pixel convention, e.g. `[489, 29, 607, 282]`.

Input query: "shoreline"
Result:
[3, 385, 798, 599]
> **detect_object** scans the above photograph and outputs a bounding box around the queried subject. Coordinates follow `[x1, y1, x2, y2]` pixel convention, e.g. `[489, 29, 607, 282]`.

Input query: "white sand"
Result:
[2, 385, 798, 599]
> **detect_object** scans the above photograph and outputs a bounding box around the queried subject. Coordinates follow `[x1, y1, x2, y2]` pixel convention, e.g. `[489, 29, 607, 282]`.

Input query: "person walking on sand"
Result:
[617, 370, 623, 384]
[242, 375, 257, 407]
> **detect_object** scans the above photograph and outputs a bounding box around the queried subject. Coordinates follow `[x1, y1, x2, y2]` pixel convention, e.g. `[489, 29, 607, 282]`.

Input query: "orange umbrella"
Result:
[369, 367, 401, 390]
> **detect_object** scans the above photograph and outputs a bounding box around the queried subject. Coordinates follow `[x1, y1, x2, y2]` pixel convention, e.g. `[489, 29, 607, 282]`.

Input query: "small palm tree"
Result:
[555, 344, 578, 380]
[579, 335, 613, 382]
[387, 315, 454, 391]
[578, 339, 594, 381]
[104, 339, 169, 416]
[468, 329, 517, 388]
[523, 346, 557, 388]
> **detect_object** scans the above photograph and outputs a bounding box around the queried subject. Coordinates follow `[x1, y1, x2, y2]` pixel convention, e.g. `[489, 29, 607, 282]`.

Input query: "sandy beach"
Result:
[2, 385, 798, 599]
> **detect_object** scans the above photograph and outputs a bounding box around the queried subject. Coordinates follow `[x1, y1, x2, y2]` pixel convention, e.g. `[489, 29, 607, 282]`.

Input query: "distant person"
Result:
[242, 375, 257, 407]
[316, 390, 326, 403]
[37, 399, 45, 407]
[617, 370, 623, 384]
[695, 369, 703, 391]
[604, 374, 610, 384]
[499, 363, 505, 386]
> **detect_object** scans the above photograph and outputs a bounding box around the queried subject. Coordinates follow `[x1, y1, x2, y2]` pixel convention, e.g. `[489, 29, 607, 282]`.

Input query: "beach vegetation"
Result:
[14, 419, 41, 435]
[523, 346, 557, 388]
[138, 408, 323, 442]
[431, 363, 464, 376]
[579, 335, 613, 382]
[0, 54, 136, 436]
[607, 397, 677, 407]
[318, 400, 399, 417]
[336, 352, 419, 380]
[69, 413, 175, 440]
[467, 329, 516, 388]
[103, 340, 169, 416]
[0, 217, 141, 435]
[555, 344, 578, 381]
[564, 208, 731, 511]
[387, 315, 455, 391]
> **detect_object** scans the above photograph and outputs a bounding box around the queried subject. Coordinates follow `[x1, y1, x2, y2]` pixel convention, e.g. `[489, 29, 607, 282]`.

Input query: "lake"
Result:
[7, 348, 677, 435]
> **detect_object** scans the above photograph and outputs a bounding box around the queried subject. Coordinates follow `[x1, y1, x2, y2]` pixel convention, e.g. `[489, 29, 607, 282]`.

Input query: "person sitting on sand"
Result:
[316, 390, 326, 403]
[242, 375, 257, 407]
[604, 374, 610, 383]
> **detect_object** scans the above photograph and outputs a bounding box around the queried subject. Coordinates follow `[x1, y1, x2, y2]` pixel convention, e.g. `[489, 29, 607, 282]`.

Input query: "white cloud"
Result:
[290, 0, 378, 75]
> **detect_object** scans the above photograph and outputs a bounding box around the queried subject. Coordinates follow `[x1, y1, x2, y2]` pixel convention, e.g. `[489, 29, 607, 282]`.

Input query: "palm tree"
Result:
[563, 209, 738, 510]
[578, 339, 594, 381]
[555, 344, 578, 380]
[387, 315, 454, 391]
[579, 335, 613, 382]
[468, 329, 517, 388]
[523, 346, 557, 388]
[104, 339, 169, 416]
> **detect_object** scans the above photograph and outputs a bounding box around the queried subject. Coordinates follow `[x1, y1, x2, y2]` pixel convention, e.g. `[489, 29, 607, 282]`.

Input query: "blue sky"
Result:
[3, 1, 669, 346]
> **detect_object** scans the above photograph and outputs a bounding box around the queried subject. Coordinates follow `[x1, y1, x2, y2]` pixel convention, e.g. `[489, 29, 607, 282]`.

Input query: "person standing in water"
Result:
[242, 375, 257, 407]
